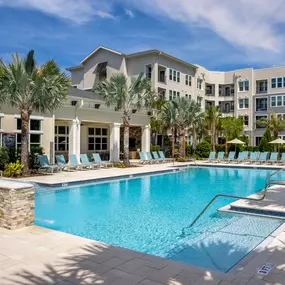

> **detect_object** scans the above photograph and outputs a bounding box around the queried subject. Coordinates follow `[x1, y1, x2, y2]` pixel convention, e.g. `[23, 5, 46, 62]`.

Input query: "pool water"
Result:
[35, 167, 283, 272]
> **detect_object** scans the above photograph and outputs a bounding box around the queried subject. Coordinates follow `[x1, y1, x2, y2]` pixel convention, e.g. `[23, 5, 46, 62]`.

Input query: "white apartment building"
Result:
[1, 45, 285, 162]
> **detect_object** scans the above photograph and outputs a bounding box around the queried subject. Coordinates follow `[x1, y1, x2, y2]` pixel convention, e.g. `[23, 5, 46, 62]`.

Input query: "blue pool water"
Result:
[35, 167, 283, 272]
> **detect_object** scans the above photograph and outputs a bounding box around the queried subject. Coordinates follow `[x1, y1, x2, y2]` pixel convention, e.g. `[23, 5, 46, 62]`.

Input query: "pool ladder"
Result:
[181, 167, 285, 235]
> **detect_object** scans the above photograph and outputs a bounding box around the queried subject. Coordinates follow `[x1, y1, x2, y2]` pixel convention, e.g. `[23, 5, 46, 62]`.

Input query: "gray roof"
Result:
[68, 87, 104, 101]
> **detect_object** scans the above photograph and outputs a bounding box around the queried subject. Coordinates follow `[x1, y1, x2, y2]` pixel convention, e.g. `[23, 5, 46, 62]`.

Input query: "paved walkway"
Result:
[0, 225, 285, 285]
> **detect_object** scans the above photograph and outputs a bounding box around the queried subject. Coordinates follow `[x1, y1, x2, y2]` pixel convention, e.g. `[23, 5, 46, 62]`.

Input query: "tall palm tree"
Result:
[204, 106, 221, 151]
[0, 51, 70, 175]
[93, 73, 154, 166]
[220, 117, 244, 153]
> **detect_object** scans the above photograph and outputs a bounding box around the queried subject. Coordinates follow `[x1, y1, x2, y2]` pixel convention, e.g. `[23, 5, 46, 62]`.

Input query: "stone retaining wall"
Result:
[0, 181, 34, 230]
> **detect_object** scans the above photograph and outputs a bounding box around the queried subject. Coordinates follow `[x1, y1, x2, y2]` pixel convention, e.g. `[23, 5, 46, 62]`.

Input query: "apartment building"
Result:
[1, 46, 285, 160]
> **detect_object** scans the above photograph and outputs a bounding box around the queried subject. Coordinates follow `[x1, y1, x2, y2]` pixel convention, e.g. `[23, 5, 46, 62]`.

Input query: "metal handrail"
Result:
[182, 167, 285, 235]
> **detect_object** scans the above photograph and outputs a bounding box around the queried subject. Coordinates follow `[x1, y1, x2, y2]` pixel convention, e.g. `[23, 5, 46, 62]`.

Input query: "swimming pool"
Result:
[35, 167, 283, 272]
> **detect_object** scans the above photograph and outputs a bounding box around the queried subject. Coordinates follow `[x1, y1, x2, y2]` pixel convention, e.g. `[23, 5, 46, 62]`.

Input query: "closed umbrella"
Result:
[227, 138, 245, 152]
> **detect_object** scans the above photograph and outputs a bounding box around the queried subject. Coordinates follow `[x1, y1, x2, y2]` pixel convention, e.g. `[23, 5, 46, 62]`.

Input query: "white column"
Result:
[109, 123, 121, 162]
[76, 118, 81, 159]
[69, 119, 77, 156]
[141, 125, 150, 152]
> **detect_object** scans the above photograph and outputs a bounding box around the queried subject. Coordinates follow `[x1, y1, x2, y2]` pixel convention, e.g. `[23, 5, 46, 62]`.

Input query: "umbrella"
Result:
[269, 138, 285, 152]
[227, 138, 245, 152]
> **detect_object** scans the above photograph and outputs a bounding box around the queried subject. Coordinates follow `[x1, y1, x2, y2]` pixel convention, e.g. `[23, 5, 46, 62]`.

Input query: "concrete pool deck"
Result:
[2, 161, 285, 284]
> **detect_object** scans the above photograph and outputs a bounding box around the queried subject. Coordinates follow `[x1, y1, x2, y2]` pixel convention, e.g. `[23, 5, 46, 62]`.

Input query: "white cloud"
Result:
[124, 8, 135, 18]
[0, 0, 115, 23]
[123, 0, 285, 53]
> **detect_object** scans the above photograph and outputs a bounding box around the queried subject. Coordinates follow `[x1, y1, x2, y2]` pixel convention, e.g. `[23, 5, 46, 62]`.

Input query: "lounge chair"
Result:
[279, 153, 285, 165]
[258, 152, 269, 164]
[158, 151, 173, 162]
[235, 152, 245, 163]
[207, 152, 216, 162]
[69, 154, 85, 170]
[243, 151, 249, 161]
[39, 155, 60, 173]
[268, 152, 278, 164]
[80, 154, 99, 169]
[92, 153, 113, 168]
[145, 152, 159, 164]
[248, 152, 258, 164]
[139, 152, 149, 164]
[152, 151, 164, 163]
[224, 151, 235, 163]
[56, 155, 77, 171]
[215, 152, 224, 163]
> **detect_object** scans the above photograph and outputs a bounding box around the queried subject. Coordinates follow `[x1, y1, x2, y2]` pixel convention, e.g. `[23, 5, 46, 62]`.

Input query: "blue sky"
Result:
[1, 0, 285, 72]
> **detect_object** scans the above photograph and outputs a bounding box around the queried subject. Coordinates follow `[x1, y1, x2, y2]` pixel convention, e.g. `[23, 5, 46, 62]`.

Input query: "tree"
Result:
[204, 106, 221, 151]
[0, 51, 70, 175]
[220, 117, 244, 153]
[93, 73, 154, 166]
[258, 127, 273, 152]
[256, 112, 285, 151]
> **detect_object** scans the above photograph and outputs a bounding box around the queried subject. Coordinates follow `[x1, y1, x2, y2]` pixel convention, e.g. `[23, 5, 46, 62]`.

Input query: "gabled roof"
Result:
[126, 49, 198, 69]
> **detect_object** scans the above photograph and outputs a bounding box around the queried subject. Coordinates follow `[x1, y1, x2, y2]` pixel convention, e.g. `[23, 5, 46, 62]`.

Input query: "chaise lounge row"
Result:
[139, 151, 172, 164]
[39, 153, 113, 172]
[207, 151, 285, 164]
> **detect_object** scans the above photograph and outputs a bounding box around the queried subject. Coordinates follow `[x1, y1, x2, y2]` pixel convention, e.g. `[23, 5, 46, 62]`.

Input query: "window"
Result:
[55, 125, 69, 152]
[255, 137, 262, 146]
[272, 78, 276, 88]
[173, 91, 177, 99]
[197, 97, 202, 107]
[238, 81, 249, 92]
[169, 69, 173, 81]
[238, 98, 249, 109]
[197, 78, 203, 90]
[278, 95, 283, 106]
[177, 72, 180, 83]
[185, 75, 191, 86]
[271, 96, 276, 107]
[185, 94, 191, 100]
[145, 65, 152, 80]
[256, 98, 268, 111]
[278, 77, 283, 88]
[169, 90, 172, 100]
[17, 119, 42, 131]
[244, 115, 249, 126]
[173, 70, 177, 81]
[284, 77, 285, 88]
[230, 84, 235, 94]
[177, 91, 180, 98]
[88, 127, 108, 151]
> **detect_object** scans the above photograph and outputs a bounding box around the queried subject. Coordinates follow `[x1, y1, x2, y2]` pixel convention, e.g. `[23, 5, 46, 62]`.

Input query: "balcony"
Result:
[256, 80, 268, 94]
[157, 87, 166, 100]
[256, 98, 268, 111]
[206, 83, 215, 96]
[219, 84, 234, 97]
[219, 101, 234, 113]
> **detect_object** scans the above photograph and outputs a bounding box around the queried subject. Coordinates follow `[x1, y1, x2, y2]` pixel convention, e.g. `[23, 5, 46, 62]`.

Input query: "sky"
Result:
[1, 0, 285, 72]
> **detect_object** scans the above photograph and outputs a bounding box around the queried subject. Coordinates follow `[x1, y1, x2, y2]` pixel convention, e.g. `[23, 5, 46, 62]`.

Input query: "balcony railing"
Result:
[256, 106, 268, 112]
[256, 87, 268, 94]
[158, 76, 167, 84]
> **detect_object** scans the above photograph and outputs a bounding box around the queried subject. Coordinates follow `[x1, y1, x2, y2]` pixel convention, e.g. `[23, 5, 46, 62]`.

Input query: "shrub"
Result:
[29, 146, 44, 169]
[244, 146, 259, 152]
[176, 157, 186, 162]
[195, 141, 211, 158]
[113, 162, 125, 168]
[3, 160, 24, 177]
[0, 147, 10, 171]
[215, 144, 226, 152]
[150, 145, 160, 152]
[258, 128, 273, 152]
[186, 144, 193, 157]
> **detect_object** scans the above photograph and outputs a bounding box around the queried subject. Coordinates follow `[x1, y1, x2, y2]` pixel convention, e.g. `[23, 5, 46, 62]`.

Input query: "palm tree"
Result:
[220, 117, 244, 153]
[0, 51, 70, 175]
[93, 73, 154, 166]
[204, 106, 221, 151]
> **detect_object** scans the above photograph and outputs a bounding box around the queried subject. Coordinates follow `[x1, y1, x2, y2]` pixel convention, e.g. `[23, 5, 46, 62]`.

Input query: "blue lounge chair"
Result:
[145, 152, 159, 164]
[93, 153, 113, 167]
[207, 152, 216, 162]
[158, 151, 172, 162]
[224, 151, 235, 163]
[39, 155, 60, 173]
[215, 152, 224, 163]
[152, 151, 164, 163]
[56, 155, 77, 171]
[248, 152, 258, 163]
[80, 154, 99, 169]
[69, 154, 85, 170]
[139, 152, 149, 164]
[258, 152, 269, 164]
[235, 152, 245, 163]
[268, 152, 278, 164]
[243, 151, 249, 161]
